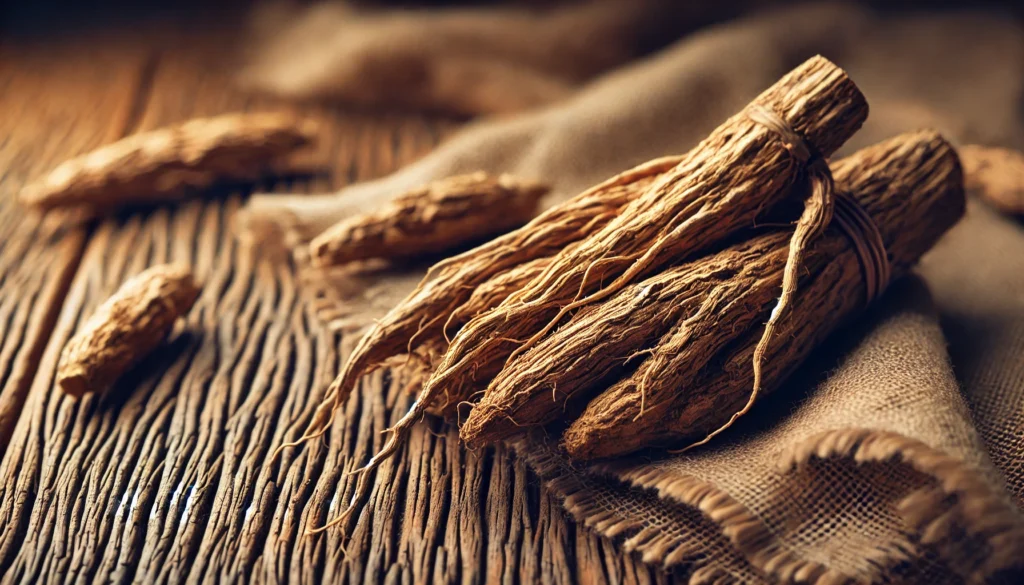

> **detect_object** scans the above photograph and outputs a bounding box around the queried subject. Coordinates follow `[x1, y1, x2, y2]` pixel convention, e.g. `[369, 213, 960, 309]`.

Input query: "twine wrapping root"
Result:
[676, 104, 890, 453]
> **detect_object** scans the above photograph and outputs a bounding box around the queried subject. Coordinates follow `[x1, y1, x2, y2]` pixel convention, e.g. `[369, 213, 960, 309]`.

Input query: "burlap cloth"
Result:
[242, 2, 1024, 583]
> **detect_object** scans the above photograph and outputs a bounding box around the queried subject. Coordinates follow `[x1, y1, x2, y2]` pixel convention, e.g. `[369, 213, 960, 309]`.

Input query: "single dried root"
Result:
[309, 172, 548, 268]
[958, 144, 1024, 216]
[58, 264, 201, 397]
[20, 112, 318, 217]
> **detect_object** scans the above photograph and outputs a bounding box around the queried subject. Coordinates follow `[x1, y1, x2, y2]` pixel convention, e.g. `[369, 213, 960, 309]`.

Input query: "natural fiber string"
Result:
[833, 194, 891, 302]
[747, 105, 813, 163]
[677, 104, 890, 453]
[747, 105, 891, 299]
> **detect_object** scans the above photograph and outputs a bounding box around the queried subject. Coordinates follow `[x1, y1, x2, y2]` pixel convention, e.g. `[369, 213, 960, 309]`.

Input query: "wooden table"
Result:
[0, 20, 682, 585]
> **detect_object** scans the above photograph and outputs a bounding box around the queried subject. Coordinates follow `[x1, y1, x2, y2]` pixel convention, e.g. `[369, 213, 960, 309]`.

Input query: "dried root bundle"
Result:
[367, 55, 867, 466]
[460, 235, 790, 446]
[286, 56, 870, 475]
[57, 264, 201, 398]
[463, 132, 964, 453]
[559, 132, 965, 459]
[289, 57, 973, 532]
[309, 172, 548, 267]
[20, 112, 318, 217]
[282, 156, 678, 453]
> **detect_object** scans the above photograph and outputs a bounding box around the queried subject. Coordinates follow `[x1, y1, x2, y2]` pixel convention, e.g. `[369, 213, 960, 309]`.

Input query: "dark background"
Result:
[3, 0, 1022, 39]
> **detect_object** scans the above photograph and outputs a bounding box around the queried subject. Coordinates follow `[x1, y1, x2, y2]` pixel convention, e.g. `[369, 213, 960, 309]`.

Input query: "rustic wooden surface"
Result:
[0, 22, 684, 585]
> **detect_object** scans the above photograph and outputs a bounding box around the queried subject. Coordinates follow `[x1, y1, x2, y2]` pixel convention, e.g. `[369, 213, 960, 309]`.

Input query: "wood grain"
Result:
[0, 35, 153, 456]
[0, 27, 681, 585]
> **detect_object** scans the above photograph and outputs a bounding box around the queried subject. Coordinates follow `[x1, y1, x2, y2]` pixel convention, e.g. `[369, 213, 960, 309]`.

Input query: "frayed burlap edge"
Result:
[780, 428, 1024, 583]
[515, 427, 1024, 585]
[514, 438, 767, 585]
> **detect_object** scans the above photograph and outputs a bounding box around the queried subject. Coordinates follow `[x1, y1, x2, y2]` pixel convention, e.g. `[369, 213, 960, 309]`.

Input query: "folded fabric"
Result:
[241, 2, 1024, 582]
[237, 0, 701, 115]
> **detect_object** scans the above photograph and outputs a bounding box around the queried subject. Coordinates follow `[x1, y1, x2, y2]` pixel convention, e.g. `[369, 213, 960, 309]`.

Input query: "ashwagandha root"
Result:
[390, 55, 865, 468]
[309, 172, 548, 268]
[958, 144, 1024, 216]
[274, 157, 678, 459]
[563, 130, 965, 459]
[20, 112, 318, 217]
[57, 264, 201, 398]
[460, 235, 791, 446]
[294, 55, 876, 528]
[284, 59, 871, 535]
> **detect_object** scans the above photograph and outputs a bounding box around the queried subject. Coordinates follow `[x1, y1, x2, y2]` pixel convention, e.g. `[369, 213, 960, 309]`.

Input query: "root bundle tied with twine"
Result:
[283, 56, 967, 529]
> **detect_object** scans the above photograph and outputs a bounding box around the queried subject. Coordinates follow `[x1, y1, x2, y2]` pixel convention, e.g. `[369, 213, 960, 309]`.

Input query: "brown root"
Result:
[563, 131, 965, 460]
[460, 236, 791, 446]
[435, 56, 866, 446]
[309, 172, 548, 268]
[285, 157, 677, 463]
[20, 112, 318, 215]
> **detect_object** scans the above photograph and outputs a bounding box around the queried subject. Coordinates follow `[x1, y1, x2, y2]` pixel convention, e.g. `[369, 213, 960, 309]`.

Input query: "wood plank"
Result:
[0, 29, 679, 585]
[0, 35, 153, 456]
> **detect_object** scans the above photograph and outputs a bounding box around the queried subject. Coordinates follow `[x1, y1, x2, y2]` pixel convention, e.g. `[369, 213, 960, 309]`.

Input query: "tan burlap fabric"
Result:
[242, 2, 1024, 583]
